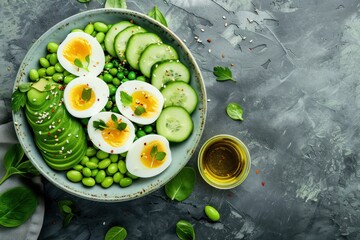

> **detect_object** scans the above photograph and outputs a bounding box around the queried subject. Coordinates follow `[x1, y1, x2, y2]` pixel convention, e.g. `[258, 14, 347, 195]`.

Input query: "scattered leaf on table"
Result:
[147, 6, 168, 27]
[165, 166, 196, 201]
[213, 66, 235, 81]
[176, 220, 196, 240]
[226, 102, 244, 121]
[105, 0, 127, 9]
[105, 226, 127, 240]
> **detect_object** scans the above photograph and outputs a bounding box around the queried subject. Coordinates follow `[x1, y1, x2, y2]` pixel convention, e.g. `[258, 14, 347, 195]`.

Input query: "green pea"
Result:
[126, 171, 138, 180]
[109, 154, 118, 163]
[105, 55, 112, 63]
[63, 70, 70, 76]
[103, 73, 113, 83]
[107, 163, 118, 175]
[104, 62, 113, 69]
[112, 77, 121, 86]
[101, 176, 114, 188]
[112, 106, 120, 113]
[89, 157, 99, 164]
[39, 57, 50, 68]
[84, 23, 94, 35]
[73, 164, 83, 171]
[66, 170, 83, 183]
[204, 205, 220, 222]
[136, 76, 146, 82]
[119, 177, 133, 188]
[95, 170, 106, 183]
[121, 78, 129, 83]
[96, 32, 105, 43]
[116, 71, 124, 79]
[82, 167, 92, 177]
[108, 84, 117, 96]
[71, 28, 83, 33]
[86, 161, 98, 169]
[113, 172, 124, 183]
[91, 30, 97, 37]
[82, 177, 96, 187]
[81, 156, 90, 166]
[94, 22, 108, 33]
[29, 69, 39, 82]
[38, 68, 47, 77]
[86, 147, 97, 157]
[109, 68, 118, 76]
[117, 160, 127, 174]
[143, 125, 153, 134]
[105, 100, 113, 110]
[55, 63, 64, 72]
[46, 66, 56, 76]
[52, 73, 64, 82]
[64, 75, 76, 84]
[91, 169, 99, 177]
[127, 71, 136, 80]
[98, 158, 111, 169]
[47, 42, 59, 53]
[96, 150, 109, 160]
[136, 130, 146, 138]
[49, 53, 58, 66]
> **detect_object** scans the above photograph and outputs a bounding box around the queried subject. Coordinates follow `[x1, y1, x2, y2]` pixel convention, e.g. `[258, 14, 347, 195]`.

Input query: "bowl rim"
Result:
[12, 8, 207, 202]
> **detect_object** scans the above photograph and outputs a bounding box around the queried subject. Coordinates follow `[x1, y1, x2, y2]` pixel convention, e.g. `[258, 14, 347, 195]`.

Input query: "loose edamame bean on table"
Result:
[204, 205, 221, 222]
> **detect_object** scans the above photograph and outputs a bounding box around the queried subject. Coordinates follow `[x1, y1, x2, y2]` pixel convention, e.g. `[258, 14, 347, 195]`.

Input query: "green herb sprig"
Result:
[226, 102, 244, 121]
[74, 55, 90, 72]
[147, 6, 168, 27]
[58, 199, 76, 227]
[93, 114, 127, 131]
[213, 66, 235, 81]
[176, 220, 196, 240]
[149, 145, 166, 167]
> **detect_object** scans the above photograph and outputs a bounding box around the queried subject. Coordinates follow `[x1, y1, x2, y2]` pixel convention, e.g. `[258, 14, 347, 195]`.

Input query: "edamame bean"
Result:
[136, 130, 146, 138]
[86, 147, 97, 157]
[63, 70, 70, 76]
[104, 62, 113, 69]
[103, 73, 113, 83]
[120, 152, 127, 158]
[101, 176, 114, 188]
[82, 167, 92, 177]
[204, 205, 220, 222]
[118, 160, 127, 174]
[126, 171, 138, 180]
[49, 53, 58, 66]
[100, 43, 105, 50]
[96, 32, 105, 43]
[67, 170, 83, 183]
[112, 106, 120, 113]
[112, 77, 121, 86]
[113, 172, 124, 183]
[82, 177, 96, 187]
[86, 161, 98, 169]
[39, 57, 50, 68]
[98, 158, 111, 169]
[73, 164, 83, 171]
[91, 169, 99, 177]
[108, 84, 117, 95]
[64, 75, 76, 84]
[109, 154, 118, 163]
[105, 55, 112, 63]
[38, 68, 47, 77]
[105, 100, 113, 110]
[91, 30, 97, 37]
[107, 163, 118, 175]
[109, 68, 118, 76]
[84, 23, 94, 35]
[96, 150, 109, 160]
[52, 73, 64, 82]
[55, 63, 64, 72]
[89, 157, 99, 164]
[116, 71, 124, 79]
[29, 69, 39, 81]
[143, 125, 153, 134]
[47, 42, 59, 53]
[71, 28, 83, 33]
[136, 76, 146, 82]
[119, 177, 132, 188]
[81, 156, 90, 166]
[127, 71, 136, 80]
[94, 22, 108, 33]
[95, 170, 106, 183]
[46, 66, 56, 76]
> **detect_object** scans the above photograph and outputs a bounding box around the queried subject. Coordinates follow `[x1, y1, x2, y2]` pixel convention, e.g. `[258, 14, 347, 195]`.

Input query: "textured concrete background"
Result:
[1, 0, 360, 239]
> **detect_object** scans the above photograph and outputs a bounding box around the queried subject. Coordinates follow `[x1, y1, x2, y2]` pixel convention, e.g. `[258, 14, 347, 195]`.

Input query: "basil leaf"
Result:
[74, 58, 83, 68]
[18, 83, 33, 93]
[11, 89, 27, 112]
[134, 106, 146, 116]
[155, 152, 166, 161]
[213, 66, 235, 81]
[4, 144, 24, 170]
[105, 0, 127, 9]
[16, 160, 40, 176]
[176, 220, 196, 240]
[150, 145, 158, 158]
[116, 122, 127, 131]
[111, 114, 118, 123]
[85, 55, 90, 64]
[0, 187, 37, 228]
[58, 199, 76, 227]
[165, 167, 196, 201]
[93, 119, 107, 131]
[147, 6, 168, 27]
[226, 102, 244, 121]
[120, 91, 132, 106]
[81, 88, 92, 102]
[105, 226, 127, 240]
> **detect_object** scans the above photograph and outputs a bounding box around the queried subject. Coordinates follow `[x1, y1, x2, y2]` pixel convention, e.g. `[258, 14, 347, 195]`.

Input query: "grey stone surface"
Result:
[1, 0, 359, 239]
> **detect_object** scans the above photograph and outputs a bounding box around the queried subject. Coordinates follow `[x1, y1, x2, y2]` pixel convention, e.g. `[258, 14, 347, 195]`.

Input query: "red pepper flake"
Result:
[97, 98, 100, 101]
[255, 169, 259, 174]
[261, 181, 265, 187]
[144, 142, 147, 146]
[47, 132, 51, 136]
[207, 38, 212, 43]
[221, 53, 225, 58]
[51, 109, 55, 113]
[110, 150, 114, 154]
[130, 19, 134, 23]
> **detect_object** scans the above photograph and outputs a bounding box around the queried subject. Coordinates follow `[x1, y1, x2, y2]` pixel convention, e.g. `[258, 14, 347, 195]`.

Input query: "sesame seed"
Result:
[208, 49, 212, 53]
[225, 23, 228, 27]
[249, 39, 253, 43]
[200, 28, 205, 32]
[222, 16, 227, 20]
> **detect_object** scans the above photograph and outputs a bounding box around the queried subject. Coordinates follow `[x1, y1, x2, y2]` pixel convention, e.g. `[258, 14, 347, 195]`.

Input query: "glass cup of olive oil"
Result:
[198, 134, 251, 189]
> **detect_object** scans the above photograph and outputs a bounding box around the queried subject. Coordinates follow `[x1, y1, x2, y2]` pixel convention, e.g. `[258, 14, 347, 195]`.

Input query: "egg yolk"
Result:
[62, 37, 92, 65]
[101, 119, 130, 147]
[131, 91, 159, 118]
[69, 84, 96, 110]
[140, 140, 167, 168]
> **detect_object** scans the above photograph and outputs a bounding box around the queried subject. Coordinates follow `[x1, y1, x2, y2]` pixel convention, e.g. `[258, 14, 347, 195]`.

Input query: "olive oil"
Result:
[198, 135, 250, 189]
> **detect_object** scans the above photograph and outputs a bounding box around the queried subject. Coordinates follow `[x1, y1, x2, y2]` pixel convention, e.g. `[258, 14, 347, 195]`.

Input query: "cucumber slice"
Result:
[126, 32, 162, 70]
[139, 43, 179, 78]
[151, 60, 190, 89]
[104, 21, 134, 57]
[161, 81, 198, 114]
[156, 106, 193, 142]
[114, 25, 147, 61]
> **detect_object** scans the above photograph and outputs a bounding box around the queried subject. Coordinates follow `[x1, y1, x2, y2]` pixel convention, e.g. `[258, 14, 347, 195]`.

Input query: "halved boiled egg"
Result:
[63, 76, 109, 118]
[87, 112, 136, 154]
[126, 134, 172, 178]
[57, 32, 105, 77]
[115, 80, 164, 125]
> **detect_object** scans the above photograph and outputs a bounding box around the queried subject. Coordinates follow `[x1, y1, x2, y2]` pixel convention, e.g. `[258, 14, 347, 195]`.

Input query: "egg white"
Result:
[126, 134, 172, 178]
[57, 32, 105, 77]
[115, 80, 164, 125]
[87, 112, 136, 154]
[63, 76, 109, 118]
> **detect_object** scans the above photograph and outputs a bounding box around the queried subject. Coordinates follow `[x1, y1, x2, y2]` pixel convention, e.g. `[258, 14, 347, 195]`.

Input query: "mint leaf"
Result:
[11, 89, 27, 112]
[116, 122, 127, 131]
[155, 152, 166, 161]
[93, 119, 107, 131]
[74, 59, 83, 68]
[134, 106, 146, 116]
[81, 88, 92, 102]
[150, 145, 158, 158]
[213, 66, 235, 81]
[147, 6, 168, 27]
[120, 91, 132, 106]
[105, 0, 127, 9]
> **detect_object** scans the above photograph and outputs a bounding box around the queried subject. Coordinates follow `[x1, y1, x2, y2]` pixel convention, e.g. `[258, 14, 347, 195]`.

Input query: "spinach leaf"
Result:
[105, 0, 127, 9]
[147, 6, 168, 27]
[0, 144, 39, 185]
[176, 220, 196, 240]
[105, 226, 127, 240]
[226, 102, 244, 121]
[0, 187, 37, 227]
[165, 167, 196, 201]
